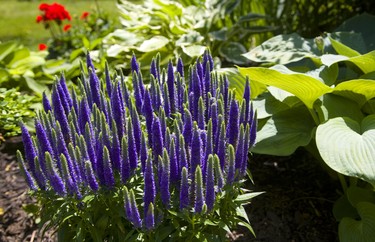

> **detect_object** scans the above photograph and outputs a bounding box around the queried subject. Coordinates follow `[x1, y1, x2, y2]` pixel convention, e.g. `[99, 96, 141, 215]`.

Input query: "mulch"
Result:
[0, 138, 339, 242]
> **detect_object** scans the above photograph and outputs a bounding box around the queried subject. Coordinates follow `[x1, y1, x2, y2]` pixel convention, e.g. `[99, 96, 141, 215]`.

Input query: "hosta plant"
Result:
[239, 14, 375, 242]
[17, 51, 259, 241]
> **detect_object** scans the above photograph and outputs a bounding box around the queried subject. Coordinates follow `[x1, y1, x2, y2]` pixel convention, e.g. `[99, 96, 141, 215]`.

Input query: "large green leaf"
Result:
[252, 92, 291, 119]
[329, 36, 360, 57]
[339, 202, 375, 242]
[219, 42, 249, 65]
[252, 106, 315, 156]
[0, 42, 17, 62]
[333, 79, 375, 106]
[242, 33, 320, 64]
[137, 36, 169, 52]
[316, 115, 375, 187]
[216, 68, 266, 99]
[239, 67, 332, 109]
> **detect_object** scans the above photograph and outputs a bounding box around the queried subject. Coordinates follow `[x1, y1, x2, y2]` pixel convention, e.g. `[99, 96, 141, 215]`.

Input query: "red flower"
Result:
[80, 11, 89, 20]
[38, 43, 47, 51]
[37, 2, 71, 22]
[36, 15, 43, 23]
[63, 24, 71, 32]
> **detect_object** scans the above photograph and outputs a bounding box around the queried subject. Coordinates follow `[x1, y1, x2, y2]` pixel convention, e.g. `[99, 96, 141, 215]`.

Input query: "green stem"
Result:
[338, 173, 348, 192]
[94, 0, 102, 17]
[308, 108, 321, 126]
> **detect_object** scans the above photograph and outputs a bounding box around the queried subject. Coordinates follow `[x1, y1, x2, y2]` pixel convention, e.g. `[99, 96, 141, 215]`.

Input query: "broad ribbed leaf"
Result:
[329, 37, 360, 57]
[253, 106, 315, 156]
[322, 51, 375, 74]
[239, 67, 332, 109]
[339, 202, 375, 242]
[219, 42, 249, 65]
[334, 79, 375, 106]
[316, 115, 375, 187]
[242, 33, 320, 64]
[216, 68, 266, 99]
[138, 36, 169, 52]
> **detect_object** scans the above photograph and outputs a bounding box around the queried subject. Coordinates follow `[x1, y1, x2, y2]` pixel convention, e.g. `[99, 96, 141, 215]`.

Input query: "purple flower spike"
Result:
[35, 120, 54, 174]
[205, 119, 213, 164]
[142, 89, 154, 144]
[105, 62, 112, 98]
[227, 145, 235, 184]
[127, 118, 138, 171]
[129, 189, 142, 228]
[177, 57, 184, 77]
[111, 121, 121, 172]
[241, 124, 251, 176]
[45, 153, 66, 196]
[235, 124, 245, 173]
[131, 53, 140, 74]
[131, 104, 142, 154]
[227, 99, 239, 147]
[16, 151, 37, 191]
[59, 74, 72, 109]
[42, 92, 52, 112]
[20, 123, 37, 176]
[182, 109, 193, 147]
[85, 160, 99, 191]
[167, 60, 176, 113]
[144, 155, 156, 215]
[163, 82, 171, 118]
[60, 153, 78, 195]
[121, 136, 131, 183]
[169, 138, 178, 184]
[213, 155, 224, 190]
[179, 167, 189, 210]
[84, 123, 97, 172]
[145, 203, 155, 231]
[89, 69, 101, 108]
[51, 85, 70, 141]
[192, 66, 202, 120]
[198, 97, 205, 130]
[103, 146, 115, 188]
[205, 155, 215, 211]
[79, 97, 91, 136]
[243, 77, 250, 119]
[150, 58, 159, 83]
[140, 132, 148, 174]
[124, 187, 133, 222]
[132, 72, 143, 113]
[160, 149, 170, 207]
[86, 52, 95, 71]
[190, 126, 203, 175]
[151, 115, 163, 160]
[111, 81, 125, 137]
[194, 165, 204, 213]
[217, 121, 226, 170]
[179, 135, 188, 173]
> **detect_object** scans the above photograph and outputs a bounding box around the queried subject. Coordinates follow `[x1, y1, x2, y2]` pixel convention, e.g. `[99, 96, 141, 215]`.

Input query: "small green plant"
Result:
[0, 88, 36, 142]
[18, 52, 260, 241]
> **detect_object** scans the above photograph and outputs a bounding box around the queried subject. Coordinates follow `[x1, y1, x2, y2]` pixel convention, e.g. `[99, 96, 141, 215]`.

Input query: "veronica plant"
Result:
[18, 51, 259, 241]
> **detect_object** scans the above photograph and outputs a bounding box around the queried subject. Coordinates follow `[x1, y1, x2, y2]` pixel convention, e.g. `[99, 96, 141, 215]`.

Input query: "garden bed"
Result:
[0, 138, 339, 241]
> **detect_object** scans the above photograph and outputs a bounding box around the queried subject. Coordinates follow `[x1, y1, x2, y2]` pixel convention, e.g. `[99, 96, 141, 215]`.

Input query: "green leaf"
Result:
[137, 36, 169, 52]
[239, 67, 332, 109]
[316, 94, 364, 123]
[339, 202, 375, 242]
[329, 37, 360, 57]
[0, 42, 17, 62]
[219, 42, 249, 65]
[253, 106, 315, 156]
[316, 115, 375, 187]
[24, 76, 48, 96]
[216, 67, 266, 99]
[333, 194, 358, 222]
[235, 192, 264, 203]
[348, 51, 375, 74]
[252, 92, 291, 119]
[242, 33, 320, 64]
[347, 186, 375, 208]
[333, 79, 375, 106]
[181, 45, 206, 57]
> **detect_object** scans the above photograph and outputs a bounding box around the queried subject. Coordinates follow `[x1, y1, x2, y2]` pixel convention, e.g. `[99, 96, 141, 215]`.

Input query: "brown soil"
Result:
[0, 138, 339, 242]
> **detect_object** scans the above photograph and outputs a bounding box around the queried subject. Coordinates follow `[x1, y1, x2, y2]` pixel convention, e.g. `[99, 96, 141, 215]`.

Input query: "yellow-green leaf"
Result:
[333, 79, 375, 106]
[239, 67, 332, 109]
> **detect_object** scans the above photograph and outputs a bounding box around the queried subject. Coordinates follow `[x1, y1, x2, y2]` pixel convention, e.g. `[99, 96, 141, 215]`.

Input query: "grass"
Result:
[0, 0, 118, 50]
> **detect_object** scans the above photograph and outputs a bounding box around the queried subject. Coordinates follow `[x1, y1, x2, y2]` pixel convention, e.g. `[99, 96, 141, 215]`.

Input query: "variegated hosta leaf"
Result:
[316, 115, 375, 187]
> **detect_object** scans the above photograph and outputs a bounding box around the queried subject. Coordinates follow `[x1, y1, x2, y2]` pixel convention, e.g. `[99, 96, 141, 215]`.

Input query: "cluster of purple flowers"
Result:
[17, 51, 256, 230]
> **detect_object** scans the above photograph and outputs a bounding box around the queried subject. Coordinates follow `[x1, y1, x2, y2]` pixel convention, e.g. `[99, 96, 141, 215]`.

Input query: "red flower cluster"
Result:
[63, 24, 71, 32]
[36, 2, 71, 23]
[38, 43, 48, 51]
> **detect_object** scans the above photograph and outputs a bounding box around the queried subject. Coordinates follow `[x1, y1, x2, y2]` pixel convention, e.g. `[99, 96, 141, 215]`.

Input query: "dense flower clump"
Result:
[18, 51, 256, 231]
[37, 3, 71, 23]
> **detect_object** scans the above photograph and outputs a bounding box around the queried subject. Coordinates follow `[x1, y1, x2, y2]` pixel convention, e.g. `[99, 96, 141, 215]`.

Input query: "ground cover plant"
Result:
[239, 13, 375, 241]
[17, 51, 259, 241]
